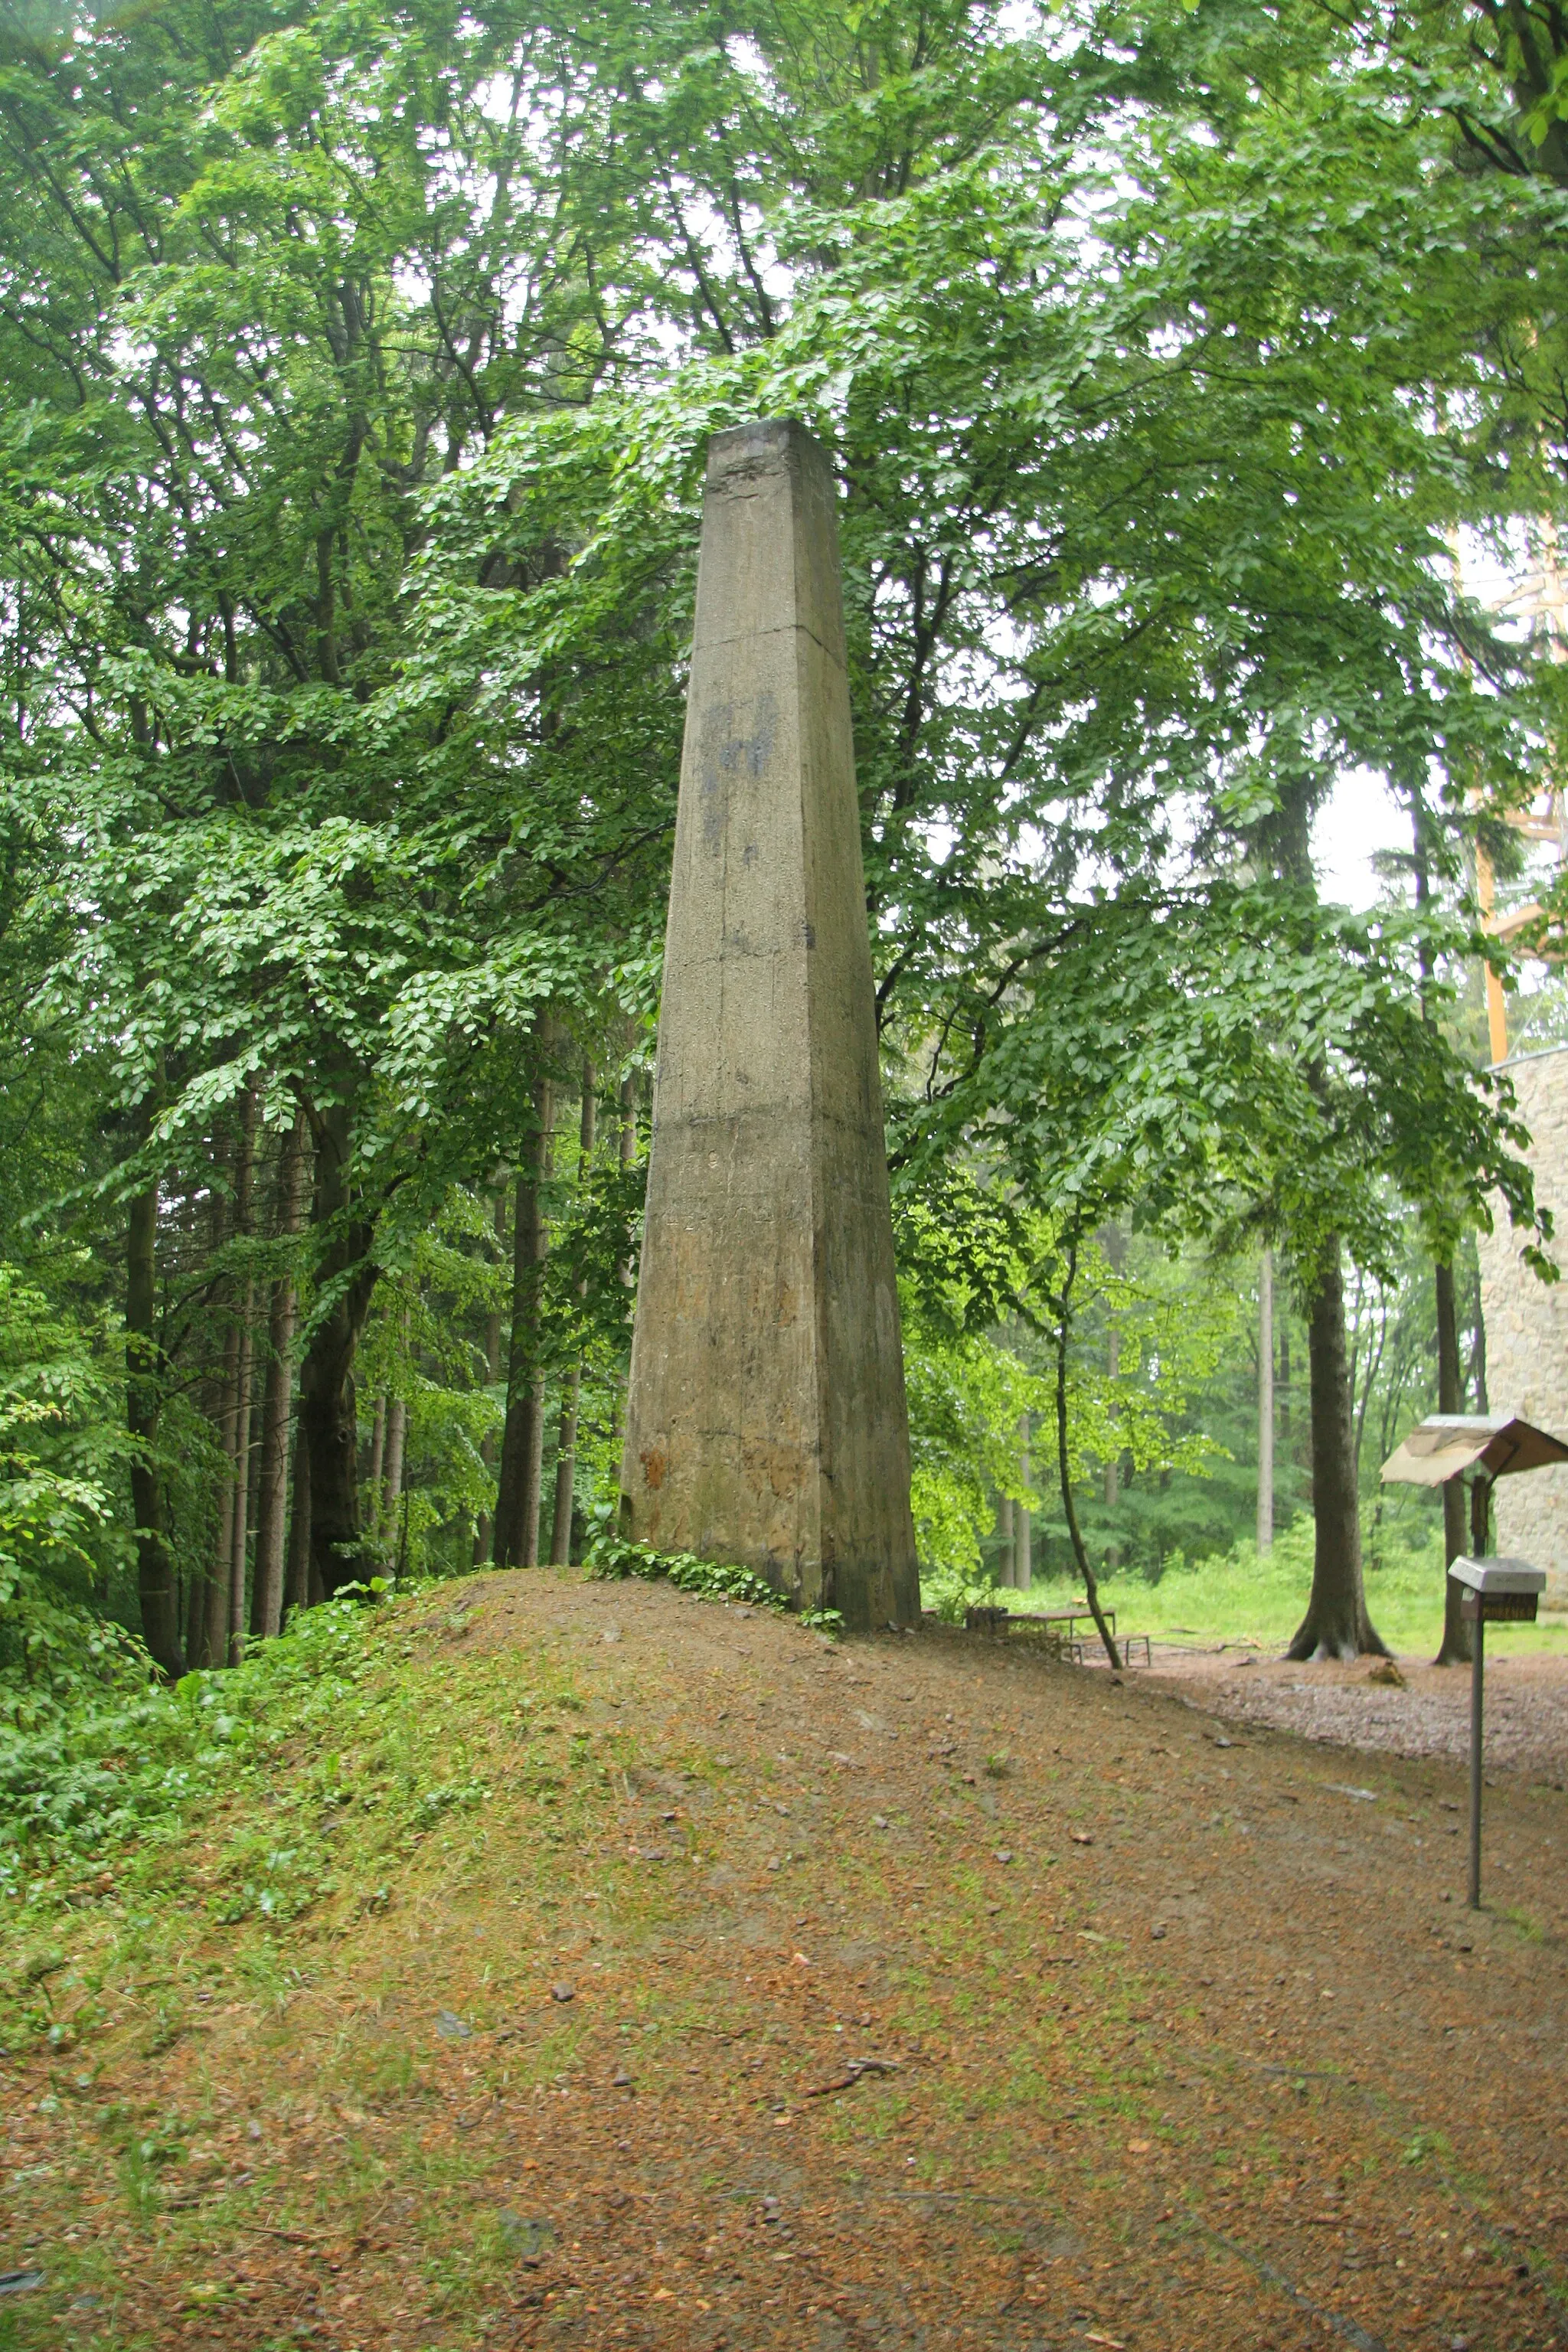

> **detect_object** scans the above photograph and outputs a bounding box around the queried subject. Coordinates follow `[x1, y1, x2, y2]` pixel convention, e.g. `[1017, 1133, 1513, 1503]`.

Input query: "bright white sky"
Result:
[1315, 773, 1410, 911]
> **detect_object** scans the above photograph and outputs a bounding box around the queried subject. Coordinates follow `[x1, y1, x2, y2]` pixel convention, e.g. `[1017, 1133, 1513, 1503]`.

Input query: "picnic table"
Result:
[1019, 1604, 1152, 1668]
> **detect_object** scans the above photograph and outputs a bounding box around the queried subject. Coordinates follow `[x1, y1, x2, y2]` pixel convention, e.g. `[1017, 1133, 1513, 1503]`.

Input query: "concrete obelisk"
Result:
[619, 418, 920, 1631]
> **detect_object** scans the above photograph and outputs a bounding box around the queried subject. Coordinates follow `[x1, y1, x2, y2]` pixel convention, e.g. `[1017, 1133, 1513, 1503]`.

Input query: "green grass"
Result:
[1017, 1518, 1568, 1658]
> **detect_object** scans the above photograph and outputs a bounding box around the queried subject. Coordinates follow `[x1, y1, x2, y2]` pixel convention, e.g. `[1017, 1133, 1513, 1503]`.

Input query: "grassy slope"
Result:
[5, 1572, 1568, 2350]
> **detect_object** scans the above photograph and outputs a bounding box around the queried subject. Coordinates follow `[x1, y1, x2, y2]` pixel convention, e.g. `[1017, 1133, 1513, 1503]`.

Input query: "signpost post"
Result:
[1381, 1417, 1568, 1909]
[1447, 1557, 1546, 1909]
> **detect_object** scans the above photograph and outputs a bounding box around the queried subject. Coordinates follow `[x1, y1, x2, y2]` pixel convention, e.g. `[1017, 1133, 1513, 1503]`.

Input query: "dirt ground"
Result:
[1137, 1641, 1568, 1781]
[6, 1571, 1568, 2352]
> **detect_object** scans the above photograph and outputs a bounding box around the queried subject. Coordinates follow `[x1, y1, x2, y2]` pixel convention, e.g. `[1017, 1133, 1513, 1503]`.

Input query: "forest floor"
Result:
[5, 1569, 1568, 2352]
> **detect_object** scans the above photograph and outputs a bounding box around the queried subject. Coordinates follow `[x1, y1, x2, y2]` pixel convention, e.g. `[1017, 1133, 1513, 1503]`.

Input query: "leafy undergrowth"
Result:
[586, 1528, 843, 1632]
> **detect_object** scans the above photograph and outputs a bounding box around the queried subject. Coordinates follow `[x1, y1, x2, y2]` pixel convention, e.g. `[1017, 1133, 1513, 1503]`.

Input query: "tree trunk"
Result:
[126, 1180, 186, 1678]
[1279, 1325, 1291, 1454]
[1014, 1413, 1032, 1593]
[1286, 1236, 1389, 1661]
[285, 1426, 312, 1615]
[995, 1492, 1014, 1587]
[475, 1191, 505, 1566]
[550, 1065, 596, 1567]
[225, 1089, 259, 1666]
[252, 1112, 309, 1638]
[495, 1058, 554, 1569]
[1257, 1247, 1275, 1555]
[198, 1284, 243, 1671]
[1470, 1469, 1492, 1560]
[609, 1070, 639, 1456]
[368, 1396, 387, 1526]
[1433, 1256, 1473, 1666]
[1054, 1244, 1120, 1668]
[383, 1396, 407, 1531]
[227, 1284, 256, 1665]
[297, 1097, 380, 1598]
[1101, 1222, 1124, 1570]
[1469, 1256, 1489, 1413]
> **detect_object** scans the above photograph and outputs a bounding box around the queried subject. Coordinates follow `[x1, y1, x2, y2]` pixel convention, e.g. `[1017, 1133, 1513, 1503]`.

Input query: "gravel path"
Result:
[1135, 1644, 1568, 1780]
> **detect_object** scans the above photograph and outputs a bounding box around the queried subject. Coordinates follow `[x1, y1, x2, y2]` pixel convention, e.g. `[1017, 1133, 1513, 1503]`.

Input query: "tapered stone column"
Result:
[619, 418, 920, 1631]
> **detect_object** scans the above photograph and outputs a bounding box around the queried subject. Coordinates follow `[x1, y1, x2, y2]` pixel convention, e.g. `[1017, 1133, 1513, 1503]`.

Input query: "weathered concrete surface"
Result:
[1481, 1044, 1568, 1607]
[619, 419, 920, 1631]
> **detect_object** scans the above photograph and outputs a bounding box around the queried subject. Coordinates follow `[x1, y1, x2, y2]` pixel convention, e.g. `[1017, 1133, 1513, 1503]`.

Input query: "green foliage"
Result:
[586, 1526, 842, 1632]
[0, 1266, 145, 1717]
[0, 1594, 378, 1903]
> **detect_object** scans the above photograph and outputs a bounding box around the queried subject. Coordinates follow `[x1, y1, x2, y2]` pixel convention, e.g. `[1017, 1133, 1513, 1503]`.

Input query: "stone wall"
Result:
[1478, 1044, 1568, 1606]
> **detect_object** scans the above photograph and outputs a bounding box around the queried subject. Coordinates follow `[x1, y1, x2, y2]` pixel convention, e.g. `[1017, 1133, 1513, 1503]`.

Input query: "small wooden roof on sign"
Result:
[1380, 1413, 1568, 1488]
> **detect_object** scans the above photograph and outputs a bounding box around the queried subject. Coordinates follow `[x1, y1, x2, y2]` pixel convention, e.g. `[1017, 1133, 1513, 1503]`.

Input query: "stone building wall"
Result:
[1478, 1044, 1568, 1606]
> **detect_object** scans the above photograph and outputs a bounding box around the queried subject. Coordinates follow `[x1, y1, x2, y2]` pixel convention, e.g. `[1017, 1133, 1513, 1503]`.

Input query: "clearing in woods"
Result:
[4, 1570, 1566, 2352]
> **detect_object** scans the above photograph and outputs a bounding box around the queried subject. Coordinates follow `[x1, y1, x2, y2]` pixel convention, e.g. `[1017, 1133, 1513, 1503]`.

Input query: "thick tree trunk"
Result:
[495, 1061, 554, 1569]
[550, 1066, 596, 1567]
[126, 1181, 186, 1679]
[252, 1113, 308, 1640]
[297, 1098, 379, 1598]
[1257, 1247, 1275, 1555]
[1433, 1256, 1473, 1666]
[475, 1192, 505, 1566]
[1286, 1237, 1389, 1661]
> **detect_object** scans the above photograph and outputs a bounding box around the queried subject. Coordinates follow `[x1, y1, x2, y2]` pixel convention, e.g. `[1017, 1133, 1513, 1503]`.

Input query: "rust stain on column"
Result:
[619, 417, 920, 1630]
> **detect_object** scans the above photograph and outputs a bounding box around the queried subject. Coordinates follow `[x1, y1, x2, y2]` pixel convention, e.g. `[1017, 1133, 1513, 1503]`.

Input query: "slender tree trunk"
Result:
[550, 1064, 596, 1566]
[199, 1282, 242, 1672]
[1014, 1413, 1032, 1594]
[475, 1191, 505, 1566]
[995, 1492, 1014, 1587]
[1434, 1256, 1473, 1665]
[495, 1055, 554, 1568]
[227, 1288, 256, 1665]
[1470, 1470, 1491, 1560]
[298, 1097, 379, 1598]
[285, 1426, 312, 1615]
[126, 1179, 186, 1678]
[368, 1396, 387, 1525]
[251, 1115, 305, 1637]
[1101, 1222, 1124, 1571]
[1279, 1325, 1291, 1455]
[1286, 1237, 1390, 1661]
[1469, 1257, 1489, 1412]
[1257, 1247, 1275, 1556]
[1054, 1244, 1119, 1668]
[1103, 1325, 1122, 1572]
[383, 1396, 407, 1533]
[224, 1089, 259, 1665]
[609, 1070, 639, 1459]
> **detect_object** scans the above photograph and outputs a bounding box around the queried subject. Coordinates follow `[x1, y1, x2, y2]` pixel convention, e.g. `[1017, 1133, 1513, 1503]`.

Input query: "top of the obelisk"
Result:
[706, 416, 829, 490]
